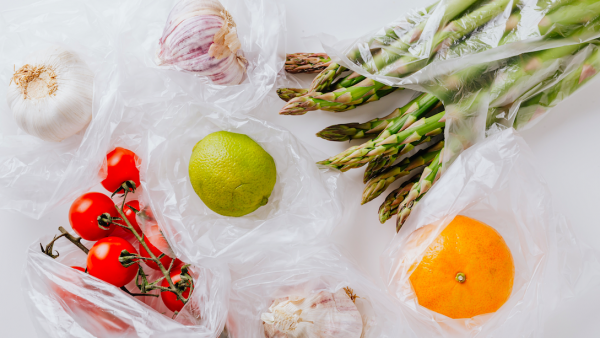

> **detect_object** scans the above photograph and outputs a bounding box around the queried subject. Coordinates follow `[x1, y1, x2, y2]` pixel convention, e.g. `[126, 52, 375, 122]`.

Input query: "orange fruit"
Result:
[409, 215, 514, 319]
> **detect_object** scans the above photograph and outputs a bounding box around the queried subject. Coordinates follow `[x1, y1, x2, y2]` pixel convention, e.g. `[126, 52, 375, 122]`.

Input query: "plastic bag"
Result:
[318, 0, 600, 165]
[381, 129, 600, 337]
[224, 242, 415, 338]
[135, 101, 343, 260]
[0, 0, 285, 219]
[23, 234, 230, 338]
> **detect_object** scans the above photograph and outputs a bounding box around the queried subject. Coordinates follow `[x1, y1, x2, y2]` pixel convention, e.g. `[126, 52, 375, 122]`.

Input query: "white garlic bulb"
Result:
[7, 45, 94, 142]
[261, 288, 363, 338]
[156, 0, 247, 85]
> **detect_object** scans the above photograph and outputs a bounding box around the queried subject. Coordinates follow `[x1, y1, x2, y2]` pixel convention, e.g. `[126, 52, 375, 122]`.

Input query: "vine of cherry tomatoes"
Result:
[61, 147, 192, 314]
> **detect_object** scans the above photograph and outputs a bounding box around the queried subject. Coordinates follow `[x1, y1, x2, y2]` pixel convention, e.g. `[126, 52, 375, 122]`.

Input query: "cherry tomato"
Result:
[160, 268, 192, 312]
[69, 192, 118, 241]
[139, 239, 182, 271]
[101, 147, 141, 193]
[71, 266, 86, 272]
[87, 237, 138, 287]
[110, 200, 143, 239]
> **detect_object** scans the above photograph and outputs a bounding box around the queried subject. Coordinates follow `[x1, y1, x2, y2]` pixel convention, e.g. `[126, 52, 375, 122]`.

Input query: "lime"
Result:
[188, 131, 277, 217]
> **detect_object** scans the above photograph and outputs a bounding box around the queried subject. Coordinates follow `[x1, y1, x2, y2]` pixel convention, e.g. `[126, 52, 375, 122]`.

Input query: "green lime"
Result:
[188, 131, 277, 217]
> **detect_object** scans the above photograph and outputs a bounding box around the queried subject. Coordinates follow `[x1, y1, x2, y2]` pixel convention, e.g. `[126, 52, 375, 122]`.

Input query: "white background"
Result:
[2, 0, 600, 336]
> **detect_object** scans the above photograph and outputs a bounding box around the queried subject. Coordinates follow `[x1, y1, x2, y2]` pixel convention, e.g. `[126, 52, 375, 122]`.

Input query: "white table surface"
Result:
[2, 0, 600, 336]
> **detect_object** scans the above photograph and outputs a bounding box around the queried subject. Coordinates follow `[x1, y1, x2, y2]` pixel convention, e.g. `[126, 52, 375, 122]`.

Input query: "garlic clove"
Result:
[261, 289, 363, 338]
[156, 0, 247, 85]
[7, 45, 94, 142]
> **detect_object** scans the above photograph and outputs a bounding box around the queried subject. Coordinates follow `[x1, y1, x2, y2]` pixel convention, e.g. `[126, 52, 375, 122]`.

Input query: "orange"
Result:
[409, 215, 514, 319]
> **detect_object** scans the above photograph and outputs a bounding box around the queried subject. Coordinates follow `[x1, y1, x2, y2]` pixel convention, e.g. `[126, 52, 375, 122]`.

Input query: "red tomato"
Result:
[160, 268, 192, 312]
[110, 200, 143, 239]
[71, 266, 86, 272]
[69, 192, 118, 241]
[101, 147, 141, 193]
[139, 239, 182, 271]
[87, 237, 138, 287]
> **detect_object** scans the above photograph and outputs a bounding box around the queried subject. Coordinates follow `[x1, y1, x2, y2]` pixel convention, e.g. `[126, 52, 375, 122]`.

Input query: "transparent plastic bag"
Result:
[224, 242, 415, 338]
[318, 0, 600, 165]
[134, 101, 343, 260]
[23, 234, 230, 338]
[381, 129, 600, 337]
[0, 0, 284, 219]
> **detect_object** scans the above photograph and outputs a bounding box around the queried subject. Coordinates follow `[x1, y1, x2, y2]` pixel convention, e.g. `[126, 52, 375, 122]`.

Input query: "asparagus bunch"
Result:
[279, 0, 600, 115]
[362, 141, 444, 204]
[317, 111, 446, 171]
[316, 93, 440, 141]
[285, 53, 332, 73]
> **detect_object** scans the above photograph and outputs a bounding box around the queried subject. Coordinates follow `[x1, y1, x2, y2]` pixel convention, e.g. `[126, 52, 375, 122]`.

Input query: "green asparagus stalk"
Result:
[364, 125, 442, 182]
[490, 43, 586, 107]
[396, 194, 425, 231]
[280, 78, 400, 115]
[285, 53, 332, 73]
[317, 111, 446, 171]
[514, 44, 600, 128]
[369, 0, 481, 72]
[378, 174, 421, 224]
[538, 0, 600, 36]
[308, 62, 347, 93]
[316, 93, 440, 141]
[362, 141, 444, 204]
[277, 88, 309, 102]
[396, 149, 443, 231]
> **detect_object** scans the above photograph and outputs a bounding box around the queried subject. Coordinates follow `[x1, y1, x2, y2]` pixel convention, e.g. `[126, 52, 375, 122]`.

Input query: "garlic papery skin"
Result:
[261, 289, 363, 338]
[7, 45, 94, 142]
[156, 0, 247, 85]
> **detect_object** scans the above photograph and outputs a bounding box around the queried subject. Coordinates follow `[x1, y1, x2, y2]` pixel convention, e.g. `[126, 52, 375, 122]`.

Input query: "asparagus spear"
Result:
[514, 44, 600, 128]
[378, 174, 421, 224]
[280, 79, 399, 115]
[397, 194, 425, 231]
[396, 149, 443, 231]
[285, 53, 332, 73]
[538, 0, 600, 36]
[362, 141, 444, 204]
[277, 88, 309, 102]
[316, 93, 440, 141]
[317, 111, 446, 171]
[308, 62, 347, 93]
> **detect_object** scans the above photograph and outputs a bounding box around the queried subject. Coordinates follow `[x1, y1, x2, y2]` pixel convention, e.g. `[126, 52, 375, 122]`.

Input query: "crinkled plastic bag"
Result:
[224, 242, 415, 338]
[23, 234, 230, 338]
[0, 0, 284, 218]
[381, 129, 600, 337]
[135, 103, 342, 260]
[318, 0, 600, 164]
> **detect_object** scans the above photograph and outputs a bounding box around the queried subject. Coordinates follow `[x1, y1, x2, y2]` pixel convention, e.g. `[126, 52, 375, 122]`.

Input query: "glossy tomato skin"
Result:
[71, 266, 86, 272]
[110, 200, 143, 239]
[69, 192, 118, 241]
[139, 239, 182, 271]
[101, 147, 141, 193]
[87, 237, 138, 287]
[160, 269, 192, 312]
